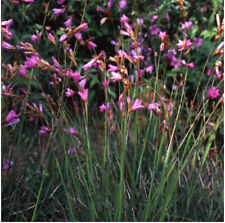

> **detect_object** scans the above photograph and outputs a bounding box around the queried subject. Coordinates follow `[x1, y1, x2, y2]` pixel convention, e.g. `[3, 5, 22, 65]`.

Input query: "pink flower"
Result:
[65, 88, 75, 97]
[4, 110, 20, 127]
[31, 34, 38, 43]
[67, 147, 76, 154]
[82, 59, 95, 71]
[64, 16, 72, 27]
[99, 104, 106, 112]
[74, 33, 83, 40]
[59, 34, 67, 42]
[193, 37, 202, 48]
[181, 21, 193, 30]
[2, 159, 13, 170]
[146, 65, 154, 74]
[48, 33, 56, 45]
[149, 24, 160, 35]
[78, 89, 88, 102]
[207, 68, 211, 76]
[53, 8, 65, 16]
[110, 72, 122, 82]
[76, 23, 88, 32]
[87, 41, 97, 50]
[2, 41, 15, 50]
[57, 0, 65, 3]
[70, 70, 80, 83]
[119, 0, 127, 9]
[65, 127, 78, 136]
[79, 77, 87, 89]
[52, 56, 61, 68]
[39, 126, 50, 135]
[102, 79, 110, 89]
[148, 103, 160, 112]
[24, 55, 40, 68]
[129, 99, 144, 112]
[208, 87, 219, 99]
[120, 14, 129, 23]
[108, 64, 118, 73]
[177, 39, 192, 51]
[159, 31, 166, 40]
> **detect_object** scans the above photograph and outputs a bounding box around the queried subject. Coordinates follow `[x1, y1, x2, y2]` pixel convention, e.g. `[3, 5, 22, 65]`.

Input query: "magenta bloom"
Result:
[74, 33, 83, 40]
[53, 8, 65, 16]
[67, 147, 76, 155]
[48, 33, 56, 45]
[65, 127, 78, 136]
[2, 41, 15, 50]
[120, 14, 129, 23]
[159, 31, 166, 40]
[57, 0, 65, 3]
[77, 23, 88, 32]
[78, 89, 88, 102]
[181, 21, 193, 30]
[39, 126, 50, 135]
[146, 65, 154, 74]
[30, 34, 38, 43]
[4, 110, 20, 127]
[70, 70, 80, 83]
[99, 104, 106, 112]
[65, 88, 75, 97]
[2, 159, 13, 171]
[148, 103, 160, 112]
[108, 64, 118, 73]
[110, 72, 122, 82]
[102, 79, 110, 89]
[79, 78, 87, 89]
[149, 24, 160, 35]
[59, 34, 67, 42]
[130, 99, 144, 112]
[87, 41, 97, 50]
[119, 0, 127, 9]
[23, 0, 35, 2]
[177, 39, 192, 51]
[208, 87, 219, 99]
[193, 37, 203, 48]
[24, 55, 40, 68]
[64, 16, 72, 27]
[82, 59, 95, 71]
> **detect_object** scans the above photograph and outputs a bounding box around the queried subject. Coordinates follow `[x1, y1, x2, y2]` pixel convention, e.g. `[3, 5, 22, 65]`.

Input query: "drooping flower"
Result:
[65, 88, 75, 97]
[177, 39, 192, 52]
[58, 34, 67, 42]
[208, 87, 219, 99]
[39, 126, 50, 135]
[48, 33, 56, 45]
[181, 21, 193, 31]
[110, 72, 122, 82]
[24, 55, 40, 68]
[2, 41, 16, 50]
[4, 110, 20, 127]
[78, 89, 88, 102]
[129, 99, 144, 112]
[2, 159, 13, 170]
[82, 59, 95, 71]
[87, 41, 97, 50]
[148, 103, 160, 112]
[193, 37, 203, 48]
[65, 127, 78, 136]
[102, 79, 110, 89]
[146, 65, 154, 74]
[64, 16, 72, 27]
[53, 8, 65, 16]
[149, 24, 160, 35]
[67, 147, 76, 154]
[119, 0, 127, 9]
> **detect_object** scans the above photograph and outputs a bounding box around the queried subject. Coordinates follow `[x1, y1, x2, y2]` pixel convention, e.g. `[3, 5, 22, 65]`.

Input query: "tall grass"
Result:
[1, 0, 223, 221]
